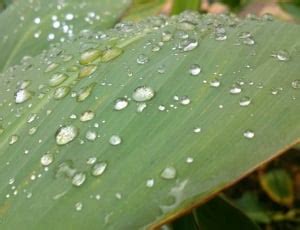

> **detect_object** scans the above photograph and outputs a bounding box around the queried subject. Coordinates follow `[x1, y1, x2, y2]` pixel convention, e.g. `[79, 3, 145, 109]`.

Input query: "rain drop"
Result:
[243, 130, 255, 139]
[55, 125, 78, 145]
[109, 135, 122, 146]
[72, 172, 86, 187]
[114, 98, 129, 111]
[40, 153, 54, 166]
[189, 64, 201, 76]
[161, 166, 176, 180]
[91, 162, 107, 176]
[132, 86, 155, 102]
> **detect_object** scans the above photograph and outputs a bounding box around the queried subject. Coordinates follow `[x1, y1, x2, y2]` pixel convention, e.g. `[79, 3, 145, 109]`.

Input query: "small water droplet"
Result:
[136, 54, 149, 65]
[85, 130, 97, 141]
[72, 172, 86, 187]
[15, 89, 32, 104]
[137, 102, 147, 112]
[229, 85, 242, 94]
[109, 135, 122, 146]
[179, 96, 191, 105]
[78, 65, 97, 79]
[272, 50, 290, 61]
[146, 179, 155, 188]
[101, 47, 123, 62]
[40, 153, 54, 166]
[75, 202, 83, 211]
[182, 38, 198, 52]
[186, 157, 194, 163]
[209, 79, 221, 88]
[53, 86, 70, 99]
[132, 86, 155, 102]
[193, 127, 201, 133]
[239, 96, 252, 107]
[77, 83, 96, 102]
[45, 63, 59, 73]
[243, 130, 255, 139]
[160, 166, 176, 180]
[91, 162, 107, 176]
[189, 64, 201, 76]
[86, 157, 97, 165]
[80, 111, 95, 122]
[114, 98, 129, 111]
[158, 105, 166, 111]
[55, 125, 78, 145]
[162, 31, 172, 42]
[9, 135, 18, 145]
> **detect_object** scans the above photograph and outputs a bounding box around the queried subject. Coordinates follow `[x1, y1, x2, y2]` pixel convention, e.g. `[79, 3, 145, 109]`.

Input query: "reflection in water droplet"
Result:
[239, 96, 251, 107]
[109, 135, 122, 146]
[55, 125, 78, 145]
[132, 86, 155, 102]
[72, 172, 86, 187]
[92, 162, 107, 176]
[160, 166, 176, 180]
[114, 98, 128, 111]
[40, 153, 54, 166]
[243, 130, 255, 139]
[189, 64, 201, 76]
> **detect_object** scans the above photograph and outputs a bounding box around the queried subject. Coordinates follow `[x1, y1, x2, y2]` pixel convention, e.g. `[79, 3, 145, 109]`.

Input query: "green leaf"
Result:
[259, 169, 294, 207]
[280, 2, 300, 20]
[0, 0, 132, 72]
[193, 196, 261, 230]
[0, 12, 299, 229]
[171, 0, 201, 15]
[234, 192, 272, 224]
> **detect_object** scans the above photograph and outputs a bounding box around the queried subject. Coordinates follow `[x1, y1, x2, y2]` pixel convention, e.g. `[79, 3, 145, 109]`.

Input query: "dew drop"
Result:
[189, 64, 201, 76]
[114, 98, 129, 111]
[86, 157, 97, 165]
[161, 167, 176, 180]
[72, 172, 86, 187]
[77, 83, 96, 102]
[91, 162, 107, 176]
[193, 127, 201, 133]
[75, 202, 83, 211]
[132, 86, 155, 102]
[80, 111, 95, 122]
[15, 89, 32, 104]
[243, 130, 255, 139]
[9, 135, 18, 145]
[209, 79, 221, 88]
[79, 49, 102, 65]
[146, 179, 155, 188]
[109, 135, 122, 146]
[137, 102, 147, 113]
[40, 153, 54, 166]
[291, 80, 300, 89]
[101, 47, 123, 62]
[45, 63, 59, 73]
[85, 130, 97, 141]
[229, 85, 242, 94]
[158, 105, 166, 111]
[179, 96, 191, 105]
[55, 125, 78, 145]
[136, 54, 149, 65]
[53, 86, 70, 99]
[49, 73, 68, 87]
[182, 38, 198, 52]
[78, 65, 97, 79]
[162, 31, 172, 42]
[239, 96, 252, 107]
[272, 50, 290, 61]
[186, 157, 194, 164]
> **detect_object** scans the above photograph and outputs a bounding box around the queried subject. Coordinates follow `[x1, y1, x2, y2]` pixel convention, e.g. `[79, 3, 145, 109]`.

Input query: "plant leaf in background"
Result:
[0, 10, 299, 230]
[171, 0, 201, 14]
[0, 0, 132, 72]
[259, 169, 294, 207]
[280, 1, 300, 21]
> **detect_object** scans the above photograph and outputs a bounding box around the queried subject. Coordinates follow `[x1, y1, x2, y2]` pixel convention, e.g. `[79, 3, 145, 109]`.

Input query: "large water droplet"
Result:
[91, 162, 107, 176]
[182, 38, 198, 52]
[55, 125, 78, 145]
[114, 98, 129, 111]
[109, 135, 122, 146]
[132, 86, 155, 102]
[160, 166, 176, 180]
[72, 172, 86, 187]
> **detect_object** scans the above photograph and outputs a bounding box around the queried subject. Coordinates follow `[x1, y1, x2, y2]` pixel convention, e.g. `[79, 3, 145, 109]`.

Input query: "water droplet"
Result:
[75, 202, 83, 211]
[291, 80, 300, 89]
[158, 105, 166, 111]
[243, 37, 255, 45]
[239, 96, 252, 107]
[186, 157, 194, 163]
[114, 98, 128, 111]
[53, 86, 70, 99]
[49, 73, 68, 87]
[215, 27, 227, 41]
[40, 153, 54, 166]
[189, 64, 201, 76]
[162, 31, 172, 42]
[85, 130, 97, 141]
[28, 127, 37, 135]
[137, 102, 147, 113]
[132, 86, 155, 102]
[72, 172, 86, 187]
[179, 96, 191, 105]
[9, 135, 18, 145]
[243, 130, 255, 139]
[91, 162, 107, 176]
[146, 179, 154, 188]
[45, 63, 59, 73]
[17, 80, 31, 89]
[77, 83, 96, 102]
[109, 135, 122, 146]
[272, 50, 290, 61]
[101, 47, 123, 62]
[80, 111, 95, 122]
[86, 157, 97, 165]
[56, 161, 76, 178]
[78, 65, 97, 79]
[15, 89, 32, 104]
[55, 125, 78, 145]
[193, 127, 201, 133]
[209, 79, 221, 88]
[229, 85, 242, 94]
[161, 167, 176, 180]
[27, 113, 38, 123]
[136, 54, 149, 65]
[182, 38, 198, 52]
[80, 49, 102, 65]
